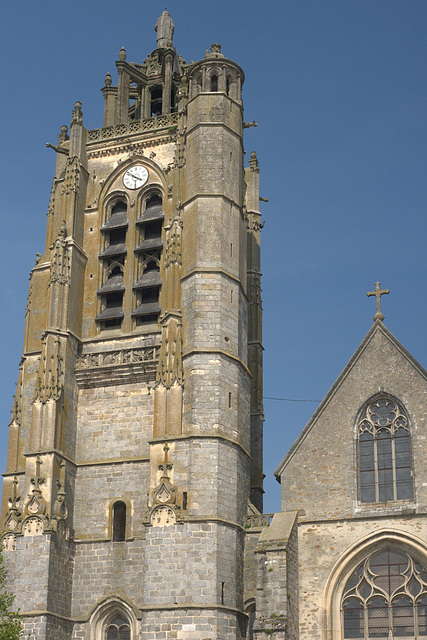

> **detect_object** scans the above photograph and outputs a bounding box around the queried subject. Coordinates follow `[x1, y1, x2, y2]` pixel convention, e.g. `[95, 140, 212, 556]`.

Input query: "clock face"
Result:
[123, 165, 149, 190]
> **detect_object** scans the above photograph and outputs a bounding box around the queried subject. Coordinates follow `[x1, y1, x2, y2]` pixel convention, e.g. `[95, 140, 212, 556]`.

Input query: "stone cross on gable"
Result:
[367, 281, 390, 322]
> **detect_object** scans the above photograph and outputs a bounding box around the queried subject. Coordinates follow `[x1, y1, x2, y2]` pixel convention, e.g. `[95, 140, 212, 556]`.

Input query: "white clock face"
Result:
[123, 165, 149, 190]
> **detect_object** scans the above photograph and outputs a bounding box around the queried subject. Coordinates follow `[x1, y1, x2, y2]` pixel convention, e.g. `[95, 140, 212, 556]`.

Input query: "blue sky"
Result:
[1, 1, 426, 514]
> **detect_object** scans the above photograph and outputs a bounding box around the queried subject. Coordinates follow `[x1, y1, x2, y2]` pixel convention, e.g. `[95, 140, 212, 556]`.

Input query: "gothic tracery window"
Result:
[342, 548, 427, 638]
[105, 615, 130, 640]
[358, 397, 413, 504]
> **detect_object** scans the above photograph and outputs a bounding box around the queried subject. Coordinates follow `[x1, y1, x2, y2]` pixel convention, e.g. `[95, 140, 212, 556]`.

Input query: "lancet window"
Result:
[132, 193, 163, 326]
[358, 397, 413, 504]
[342, 548, 427, 638]
[96, 200, 128, 330]
[112, 501, 126, 542]
[210, 74, 218, 92]
[150, 87, 163, 116]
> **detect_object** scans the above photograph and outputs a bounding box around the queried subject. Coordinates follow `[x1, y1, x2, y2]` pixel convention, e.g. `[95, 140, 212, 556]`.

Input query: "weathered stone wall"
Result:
[140, 607, 246, 640]
[280, 327, 427, 519]
[297, 516, 427, 640]
[73, 461, 149, 539]
[71, 539, 145, 618]
[76, 383, 154, 462]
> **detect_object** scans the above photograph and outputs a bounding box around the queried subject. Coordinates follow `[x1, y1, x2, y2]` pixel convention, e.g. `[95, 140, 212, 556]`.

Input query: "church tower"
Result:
[1, 12, 263, 640]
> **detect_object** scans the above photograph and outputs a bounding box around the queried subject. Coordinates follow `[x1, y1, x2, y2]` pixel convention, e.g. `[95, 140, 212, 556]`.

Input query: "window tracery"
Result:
[342, 548, 427, 638]
[105, 615, 130, 640]
[358, 397, 413, 504]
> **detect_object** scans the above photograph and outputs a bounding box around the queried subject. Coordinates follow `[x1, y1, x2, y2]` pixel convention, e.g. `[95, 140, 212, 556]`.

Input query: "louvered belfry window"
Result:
[342, 548, 427, 638]
[358, 397, 413, 503]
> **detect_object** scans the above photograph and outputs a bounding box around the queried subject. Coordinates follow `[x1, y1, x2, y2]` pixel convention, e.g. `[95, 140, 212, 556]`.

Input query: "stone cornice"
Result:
[149, 432, 251, 460]
[182, 347, 251, 376]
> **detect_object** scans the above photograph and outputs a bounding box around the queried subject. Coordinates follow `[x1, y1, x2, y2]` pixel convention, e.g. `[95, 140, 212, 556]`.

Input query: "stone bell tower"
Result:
[1, 11, 263, 640]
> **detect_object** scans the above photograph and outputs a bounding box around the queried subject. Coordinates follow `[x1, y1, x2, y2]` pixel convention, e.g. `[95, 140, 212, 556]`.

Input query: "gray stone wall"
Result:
[76, 383, 154, 462]
[140, 606, 246, 640]
[280, 328, 427, 520]
[71, 539, 145, 618]
[73, 461, 149, 539]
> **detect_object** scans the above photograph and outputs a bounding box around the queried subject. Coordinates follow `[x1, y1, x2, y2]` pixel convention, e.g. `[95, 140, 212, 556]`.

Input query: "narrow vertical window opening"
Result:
[211, 74, 218, 92]
[112, 501, 126, 542]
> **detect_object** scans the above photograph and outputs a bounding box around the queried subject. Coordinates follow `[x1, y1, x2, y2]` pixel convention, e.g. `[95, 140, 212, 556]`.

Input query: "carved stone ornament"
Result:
[156, 319, 184, 389]
[4, 476, 22, 533]
[164, 218, 183, 267]
[75, 346, 158, 370]
[23, 457, 47, 519]
[2, 535, 16, 551]
[148, 443, 181, 527]
[47, 176, 56, 217]
[22, 517, 44, 537]
[142, 52, 162, 76]
[49, 222, 70, 286]
[51, 462, 68, 524]
[55, 519, 69, 540]
[33, 334, 64, 403]
[4, 512, 20, 532]
[150, 505, 176, 527]
[249, 272, 262, 307]
[9, 360, 24, 427]
[61, 156, 80, 195]
[71, 101, 83, 125]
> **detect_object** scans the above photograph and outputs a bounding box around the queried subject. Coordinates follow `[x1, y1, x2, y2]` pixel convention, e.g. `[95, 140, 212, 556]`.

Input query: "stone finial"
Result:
[155, 9, 174, 48]
[104, 71, 112, 87]
[205, 43, 224, 59]
[249, 151, 259, 171]
[119, 46, 127, 62]
[57, 125, 69, 144]
[367, 281, 390, 322]
[71, 101, 83, 125]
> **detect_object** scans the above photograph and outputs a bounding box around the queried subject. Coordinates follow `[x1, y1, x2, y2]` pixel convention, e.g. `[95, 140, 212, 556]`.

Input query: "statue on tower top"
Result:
[155, 9, 174, 48]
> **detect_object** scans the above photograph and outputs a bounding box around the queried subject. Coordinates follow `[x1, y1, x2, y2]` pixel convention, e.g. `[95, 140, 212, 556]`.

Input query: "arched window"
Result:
[97, 199, 128, 330]
[112, 501, 126, 542]
[133, 193, 164, 326]
[358, 397, 413, 503]
[105, 615, 130, 640]
[150, 87, 162, 116]
[89, 597, 137, 640]
[246, 605, 256, 640]
[210, 74, 218, 92]
[342, 548, 427, 638]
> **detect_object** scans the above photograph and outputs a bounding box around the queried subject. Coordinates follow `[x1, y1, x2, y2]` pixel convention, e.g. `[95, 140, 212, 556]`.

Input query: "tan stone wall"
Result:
[297, 517, 427, 640]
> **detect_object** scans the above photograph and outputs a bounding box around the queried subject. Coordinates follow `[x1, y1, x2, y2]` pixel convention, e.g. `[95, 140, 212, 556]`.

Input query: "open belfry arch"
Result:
[1, 10, 264, 640]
